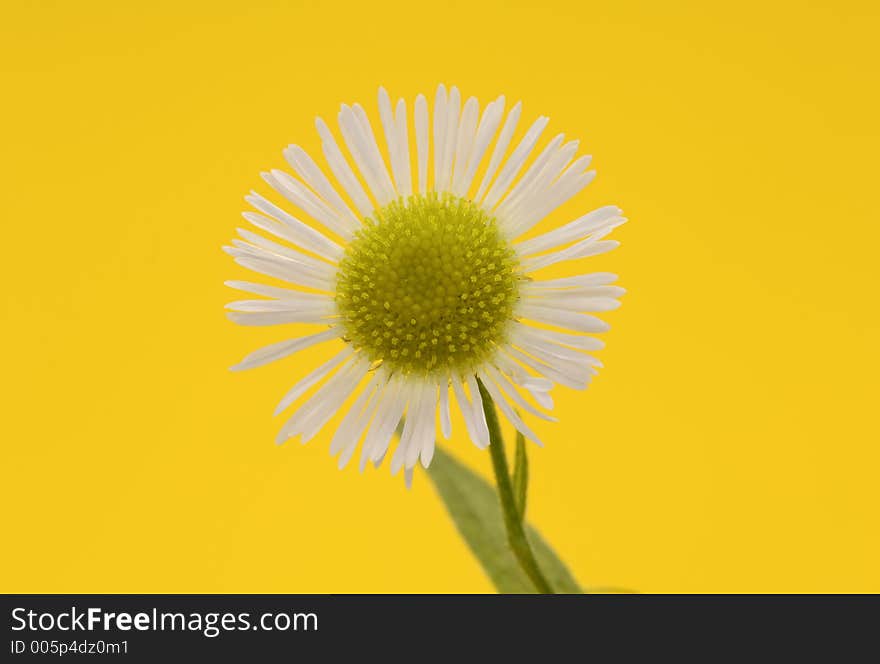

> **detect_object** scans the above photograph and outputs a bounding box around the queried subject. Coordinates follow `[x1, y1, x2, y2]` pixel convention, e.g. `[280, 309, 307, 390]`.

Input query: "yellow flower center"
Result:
[335, 193, 522, 376]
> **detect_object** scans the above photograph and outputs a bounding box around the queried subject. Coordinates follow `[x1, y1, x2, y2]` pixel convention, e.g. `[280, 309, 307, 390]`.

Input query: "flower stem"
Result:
[477, 379, 555, 594]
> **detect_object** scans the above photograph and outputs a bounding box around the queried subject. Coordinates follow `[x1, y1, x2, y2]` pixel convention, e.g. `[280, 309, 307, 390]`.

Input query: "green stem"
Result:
[477, 379, 555, 594]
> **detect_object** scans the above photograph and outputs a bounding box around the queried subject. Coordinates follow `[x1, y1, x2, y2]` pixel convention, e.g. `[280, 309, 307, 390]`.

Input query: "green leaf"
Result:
[512, 430, 528, 521]
[427, 445, 583, 594]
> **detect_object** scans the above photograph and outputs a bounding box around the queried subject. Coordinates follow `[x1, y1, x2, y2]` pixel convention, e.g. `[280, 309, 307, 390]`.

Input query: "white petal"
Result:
[352, 103, 397, 203]
[523, 284, 626, 300]
[245, 194, 343, 261]
[225, 280, 323, 300]
[377, 87, 399, 193]
[367, 378, 408, 464]
[483, 115, 550, 209]
[336, 373, 388, 470]
[464, 373, 490, 448]
[263, 170, 353, 241]
[432, 84, 448, 192]
[494, 133, 566, 220]
[226, 310, 336, 326]
[225, 239, 331, 279]
[226, 241, 333, 284]
[358, 380, 389, 472]
[315, 117, 374, 217]
[523, 240, 620, 274]
[337, 105, 391, 206]
[523, 272, 619, 289]
[485, 364, 556, 421]
[230, 255, 334, 292]
[372, 450, 388, 469]
[394, 98, 413, 197]
[492, 352, 554, 392]
[225, 298, 336, 314]
[491, 354, 556, 409]
[329, 374, 380, 456]
[525, 294, 621, 313]
[225, 279, 331, 302]
[233, 229, 336, 276]
[514, 206, 622, 256]
[391, 382, 424, 475]
[438, 379, 451, 440]
[510, 322, 605, 351]
[282, 145, 361, 232]
[294, 359, 371, 443]
[500, 146, 582, 233]
[477, 370, 544, 447]
[504, 345, 589, 391]
[276, 355, 364, 443]
[450, 96, 479, 196]
[512, 338, 597, 384]
[529, 389, 553, 410]
[407, 384, 435, 468]
[437, 85, 460, 192]
[457, 96, 504, 196]
[239, 213, 335, 267]
[419, 419, 436, 468]
[451, 375, 484, 450]
[414, 94, 429, 195]
[517, 303, 611, 333]
[230, 328, 341, 371]
[475, 101, 521, 201]
[377, 87, 411, 199]
[511, 327, 601, 367]
[507, 163, 597, 238]
[359, 377, 400, 470]
[273, 347, 353, 416]
[379, 95, 412, 197]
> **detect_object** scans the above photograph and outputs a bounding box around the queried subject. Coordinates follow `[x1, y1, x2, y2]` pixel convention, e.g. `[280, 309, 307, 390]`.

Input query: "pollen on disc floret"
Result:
[335, 193, 522, 376]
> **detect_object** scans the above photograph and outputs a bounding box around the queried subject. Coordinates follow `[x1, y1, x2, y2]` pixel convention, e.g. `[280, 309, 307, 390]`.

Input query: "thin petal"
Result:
[230, 328, 341, 371]
[523, 272, 619, 289]
[229, 254, 334, 292]
[367, 378, 408, 464]
[315, 117, 374, 217]
[475, 101, 522, 201]
[437, 85, 460, 192]
[289, 358, 371, 443]
[483, 115, 550, 209]
[394, 98, 413, 197]
[438, 379, 451, 440]
[484, 364, 557, 421]
[450, 96, 479, 196]
[457, 96, 505, 196]
[226, 309, 336, 326]
[517, 303, 611, 333]
[494, 134, 567, 221]
[432, 84, 448, 192]
[464, 373, 490, 448]
[245, 193, 343, 261]
[478, 370, 544, 447]
[451, 375, 484, 450]
[414, 94, 429, 195]
[514, 206, 622, 256]
[274, 347, 353, 416]
[511, 321, 606, 351]
[283, 145, 361, 232]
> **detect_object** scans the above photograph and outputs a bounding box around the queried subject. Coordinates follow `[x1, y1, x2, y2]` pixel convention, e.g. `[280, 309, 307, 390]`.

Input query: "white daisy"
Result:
[226, 85, 626, 487]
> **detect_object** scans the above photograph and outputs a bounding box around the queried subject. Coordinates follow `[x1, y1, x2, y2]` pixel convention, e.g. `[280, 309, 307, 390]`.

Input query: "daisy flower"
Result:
[226, 85, 626, 487]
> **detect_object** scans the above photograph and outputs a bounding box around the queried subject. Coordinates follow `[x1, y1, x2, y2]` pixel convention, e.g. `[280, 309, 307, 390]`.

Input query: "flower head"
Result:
[226, 85, 626, 486]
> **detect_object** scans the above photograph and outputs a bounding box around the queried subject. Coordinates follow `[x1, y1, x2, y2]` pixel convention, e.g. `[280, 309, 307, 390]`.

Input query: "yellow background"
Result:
[2, 0, 878, 593]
